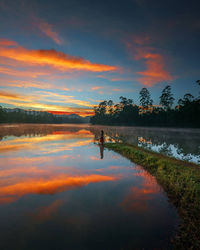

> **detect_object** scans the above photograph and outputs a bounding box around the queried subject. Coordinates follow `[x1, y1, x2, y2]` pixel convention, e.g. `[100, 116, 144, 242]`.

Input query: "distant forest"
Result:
[0, 109, 86, 124]
[91, 80, 200, 128]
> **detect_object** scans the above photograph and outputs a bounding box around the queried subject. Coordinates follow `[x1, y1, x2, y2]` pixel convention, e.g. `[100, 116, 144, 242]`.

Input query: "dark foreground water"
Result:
[0, 124, 180, 250]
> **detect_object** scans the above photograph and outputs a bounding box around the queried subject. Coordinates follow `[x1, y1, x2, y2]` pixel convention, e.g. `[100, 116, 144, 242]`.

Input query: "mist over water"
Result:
[90, 125, 200, 164]
[0, 124, 182, 249]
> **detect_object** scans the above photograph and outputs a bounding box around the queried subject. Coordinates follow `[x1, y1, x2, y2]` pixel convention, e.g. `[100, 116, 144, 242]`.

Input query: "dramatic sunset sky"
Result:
[0, 0, 199, 116]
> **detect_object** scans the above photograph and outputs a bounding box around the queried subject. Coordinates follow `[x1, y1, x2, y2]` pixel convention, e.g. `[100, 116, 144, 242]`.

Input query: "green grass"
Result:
[105, 143, 200, 249]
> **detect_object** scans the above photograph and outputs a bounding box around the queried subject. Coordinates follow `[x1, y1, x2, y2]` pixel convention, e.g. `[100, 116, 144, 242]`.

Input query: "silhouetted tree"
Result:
[139, 88, 153, 110]
[159, 85, 174, 110]
[92, 101, 108, 124]
[107, 100, 114, 116]
[0, 106, 4, 122]
[118, 97, 139, 124]
[178, 94, 194, 106]
[111, 103, 120, 121]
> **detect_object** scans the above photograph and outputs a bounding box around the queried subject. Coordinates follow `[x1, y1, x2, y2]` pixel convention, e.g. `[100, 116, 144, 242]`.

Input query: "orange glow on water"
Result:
[0, 132, 93, 155]
[121, 169, 160, 211]
[0, 174, 117, 204]
[0, 128, 114, 204]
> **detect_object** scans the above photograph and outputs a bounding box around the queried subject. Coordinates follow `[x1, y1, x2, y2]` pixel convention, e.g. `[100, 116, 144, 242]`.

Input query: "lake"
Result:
[0, 124, 190, 249]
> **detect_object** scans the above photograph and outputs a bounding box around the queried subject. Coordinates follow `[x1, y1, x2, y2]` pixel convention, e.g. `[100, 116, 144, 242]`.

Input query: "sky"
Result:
[0, 0, 199, 116]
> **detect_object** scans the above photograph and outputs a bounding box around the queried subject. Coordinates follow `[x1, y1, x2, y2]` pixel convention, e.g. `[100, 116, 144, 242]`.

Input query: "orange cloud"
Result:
[0, 39, 117, 72]
[91, 86, 104, 90]
[0, 144, 25, 153]
[0, 90, 25, 101]
[136, 51, 173, 87]
[125, 35, 173, 86]
[38, 20, 62, 45]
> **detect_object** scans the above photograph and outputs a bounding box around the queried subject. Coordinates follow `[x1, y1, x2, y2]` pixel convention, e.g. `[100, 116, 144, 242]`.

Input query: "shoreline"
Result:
[105, 143, 200, 249]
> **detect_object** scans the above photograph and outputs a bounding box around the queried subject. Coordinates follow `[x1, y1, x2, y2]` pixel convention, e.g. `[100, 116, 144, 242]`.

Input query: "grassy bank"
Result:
[105, 143, 200, 249]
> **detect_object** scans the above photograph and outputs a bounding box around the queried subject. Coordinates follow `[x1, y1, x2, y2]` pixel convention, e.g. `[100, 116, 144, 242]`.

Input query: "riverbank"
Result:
[105, 143, 200, 249]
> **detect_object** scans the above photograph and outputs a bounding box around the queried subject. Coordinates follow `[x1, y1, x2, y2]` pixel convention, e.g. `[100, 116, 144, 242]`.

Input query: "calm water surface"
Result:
[90, 125, 200, 164]
[0, 124, 180, 249]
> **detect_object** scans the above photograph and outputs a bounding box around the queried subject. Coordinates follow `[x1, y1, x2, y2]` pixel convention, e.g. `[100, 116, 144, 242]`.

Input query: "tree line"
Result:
[91, 81, 200, 128]
[0, 109, 86, 124]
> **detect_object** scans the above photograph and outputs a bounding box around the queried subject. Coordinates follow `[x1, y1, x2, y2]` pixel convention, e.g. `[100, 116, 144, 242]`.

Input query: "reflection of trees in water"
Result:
[89, 126, 200, 163]
[155, 143, 174, 157]
[139, 139, 200, 163]
[0, 124, 90, 139]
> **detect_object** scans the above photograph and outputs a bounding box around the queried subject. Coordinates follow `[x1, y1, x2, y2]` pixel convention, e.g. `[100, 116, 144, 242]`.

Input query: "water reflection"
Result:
[121, 167, 161, 212]
[137, 136, 200, 163]
[99, 144, 104, 159]
[90, 126, 200, 164]
[0, 124, 179, 249]
[0, 173, 117, 204]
